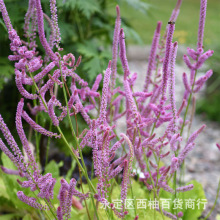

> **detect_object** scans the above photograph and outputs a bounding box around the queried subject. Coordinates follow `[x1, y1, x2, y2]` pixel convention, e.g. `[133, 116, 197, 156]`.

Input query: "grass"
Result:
[108, 0, 220, 48]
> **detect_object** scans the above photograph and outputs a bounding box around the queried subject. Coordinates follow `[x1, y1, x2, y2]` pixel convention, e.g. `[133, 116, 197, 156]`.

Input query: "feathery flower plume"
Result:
[119, 28, 130, 78]
[160, 22, 175, 104]
[0, 0, 13, 31]
[111, 5, 121, 91]
[144, 21, 161, 91]
[50, 0, 61, 49]
[98, 61, 111, 124]
[15, 69, 38, 99]
[0, 116, 26, 172]
[22, 110, 60, 138]
[0, 166, 23, 176]
[169, 0, 183, 23]
[156, 208, 177, 220]
[176, 184, 194, 192]
[197, 0, 207, 49]
[17, 191, 45, 210]
[168, 41, 178, 134]
[48, 96, 60, 126]
[35, 0, 58, 61]
[16, 99, 39, 175]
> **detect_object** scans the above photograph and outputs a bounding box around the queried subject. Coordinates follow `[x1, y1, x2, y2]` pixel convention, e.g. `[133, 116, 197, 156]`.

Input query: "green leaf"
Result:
[1, 150, 17, 171]
[160, 180, 207, 220]
[23, 214, 32, 220]
[83, 57, 102, 80]
[77, 41, 98, 58]
[0, 175, 9, 199]
[57, 0, 77, 10]
[77, 0, 101, 19]
[123, 0, 150, 15]
[123, 25, 143, 45]
[44, 160, 60, 179]
[66, 160, 76, 181]
[0, 57, 14, 90]
[0, 214, 22, 220]
[0, 18, 7, 32]
[180, 181, 207, 220]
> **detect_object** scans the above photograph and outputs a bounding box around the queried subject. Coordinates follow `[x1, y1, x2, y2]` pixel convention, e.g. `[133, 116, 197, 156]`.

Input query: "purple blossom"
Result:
[197, 0, 207, 49]
[16, 99, 39, 175]
[168, 42, 178, 134]
[144, 21, 161, 91]
[17, 191, 45, 210]
[159, 22, 175, 105]
[35, 0, 58, 62]
[111, 5, 121, 91]
[48, 96, 60, 126]
[176, 184, 194, 192]
[50, 0, 61, 49]
[98, 61, 112, 124]
[15, 69, 38, 99]
[119, 28, 130, 78]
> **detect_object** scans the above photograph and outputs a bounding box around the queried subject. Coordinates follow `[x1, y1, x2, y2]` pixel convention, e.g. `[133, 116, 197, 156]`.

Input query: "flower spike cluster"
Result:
[0, 0, 214, 219]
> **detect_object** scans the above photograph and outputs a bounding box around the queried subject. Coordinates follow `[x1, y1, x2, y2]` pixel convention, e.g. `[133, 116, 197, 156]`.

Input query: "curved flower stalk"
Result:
[57, 178, 89, 219]
[110, 5, 121, 91]
[49, 0, 61, 49]
[144, 21, 162, 92]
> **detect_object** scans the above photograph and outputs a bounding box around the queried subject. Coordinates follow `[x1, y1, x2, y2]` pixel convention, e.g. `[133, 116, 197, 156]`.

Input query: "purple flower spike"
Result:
[178, 212, 183, 218]
[0, 139, 21, 170]
[0, 0, 13, 31]
[216, 143, 220, 151]
[15, 69, 38, 100]
[187, 124, 206, 146]
[119, 28, 130, 78]
[121, 159, 129, 210]
[24, 0, 35, 38]
[57, 206, 63, 220]
[170, 157, 178, 174]
[48, 96, 59, 126]
[111, 5, 121, 91]
[178, 124, 205, 165]
[50, 0, 61, 49]
[16, 99, 39, 175]
[98, 61, 111, 124]
[156, 208, 177, 220]
[176, 184, 194, 192]
[0, 115, 25, 172]
[182, 72, 191, 93]
[160, 22, 175, 103]
[17, 191, 46, 210]
[65, 178, 77, 219]
[145, 21, 162, 91]
[35, 0, 58, 62]
[0, 166, 21, 176]
[169, 0, 182, 23]
[23, 61, 56, 85]
[168, 42, 178, 134]
[22, 110, 61, 138]
[197, 0, 207, 49]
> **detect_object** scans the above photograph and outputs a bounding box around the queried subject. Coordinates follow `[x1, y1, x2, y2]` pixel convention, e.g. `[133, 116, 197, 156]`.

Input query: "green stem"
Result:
[58, 61, 99, 219]
[45, 121, 52, 166]
[204, 179, 220, 220]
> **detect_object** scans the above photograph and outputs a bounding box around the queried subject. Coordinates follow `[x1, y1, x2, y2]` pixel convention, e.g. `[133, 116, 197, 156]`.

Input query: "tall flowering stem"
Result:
[0, 0, 215, 219]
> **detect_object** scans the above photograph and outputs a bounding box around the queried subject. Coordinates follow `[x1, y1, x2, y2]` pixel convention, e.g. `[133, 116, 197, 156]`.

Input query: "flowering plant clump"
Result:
[0, 0, 219, 219]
